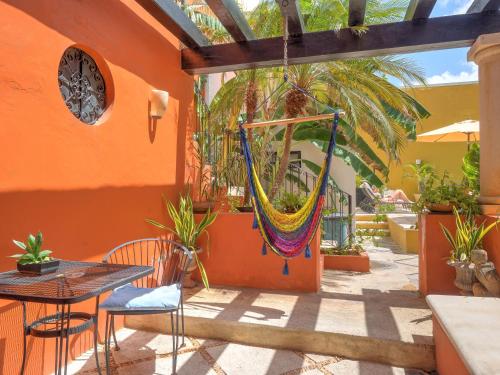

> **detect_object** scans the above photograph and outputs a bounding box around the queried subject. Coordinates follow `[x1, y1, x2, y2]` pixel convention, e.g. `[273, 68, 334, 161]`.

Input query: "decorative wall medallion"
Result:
[58, 47, 106, 125]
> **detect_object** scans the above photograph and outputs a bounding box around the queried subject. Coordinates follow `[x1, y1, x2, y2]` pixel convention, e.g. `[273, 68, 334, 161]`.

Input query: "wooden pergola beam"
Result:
[205, 0, 255, 42]
[404, 0, 437, 20]
[348, 0, 367, 26]
[135, 0, 209, 48]
[276, 0, 305, 36]
[467, 0, 500, 13]
[182, 11, 500, 74]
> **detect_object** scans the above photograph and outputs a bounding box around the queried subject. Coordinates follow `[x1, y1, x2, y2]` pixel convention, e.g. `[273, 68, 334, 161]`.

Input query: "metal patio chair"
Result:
[100, 238, 192, 375]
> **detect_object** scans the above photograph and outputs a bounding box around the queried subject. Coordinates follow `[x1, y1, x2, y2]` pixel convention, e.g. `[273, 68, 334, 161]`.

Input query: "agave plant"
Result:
[441, 207, 498, 263]
[146, 194, 217, 289]
[11, 232, 52, 265]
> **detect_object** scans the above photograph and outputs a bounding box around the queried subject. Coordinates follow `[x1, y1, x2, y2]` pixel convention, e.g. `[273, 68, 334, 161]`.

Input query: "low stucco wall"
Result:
[419, 213, 500, 296]
[195, 213, 322, 292]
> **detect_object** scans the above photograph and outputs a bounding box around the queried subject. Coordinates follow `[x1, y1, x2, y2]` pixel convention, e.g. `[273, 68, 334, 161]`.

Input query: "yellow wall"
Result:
[370, 82, 479, 199]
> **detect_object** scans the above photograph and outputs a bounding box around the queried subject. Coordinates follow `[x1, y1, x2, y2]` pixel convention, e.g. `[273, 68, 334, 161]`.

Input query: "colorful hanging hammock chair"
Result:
[239, 110, 340, 275]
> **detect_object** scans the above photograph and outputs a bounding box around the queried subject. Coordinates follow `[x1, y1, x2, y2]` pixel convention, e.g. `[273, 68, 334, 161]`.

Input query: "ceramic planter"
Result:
[447, 260, 475, 294]
[193, 201, 215, 214]
[184, 248, 203, 288]
[17, 259, 60, 275]
[426, 203, 454, 213]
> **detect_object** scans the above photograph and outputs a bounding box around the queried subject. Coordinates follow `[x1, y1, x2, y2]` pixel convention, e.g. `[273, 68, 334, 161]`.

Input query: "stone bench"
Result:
[427, 295, 500, 375]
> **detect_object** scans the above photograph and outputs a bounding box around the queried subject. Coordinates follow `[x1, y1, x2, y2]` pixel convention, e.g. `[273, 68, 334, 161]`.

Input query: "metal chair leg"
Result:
[170, 312, 177, 375]
[104, 313, 111, 375]
[94, 297, 102, 375]
[20, 302, 27, 375]
[111, 315, 120, 351]
[180, 296, 185, 348]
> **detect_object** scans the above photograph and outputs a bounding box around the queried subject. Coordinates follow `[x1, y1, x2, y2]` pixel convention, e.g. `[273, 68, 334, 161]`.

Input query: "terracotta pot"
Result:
[183, 248, 202, 288]
[447, 260, 475, 294]
[426, 203, 454, 213]
[236, 206, 253, 213]
[193, 201, 215, 214]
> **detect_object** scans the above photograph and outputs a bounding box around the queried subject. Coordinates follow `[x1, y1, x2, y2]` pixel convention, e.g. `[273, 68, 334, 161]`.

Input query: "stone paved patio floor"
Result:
[67, 328, 429, 375]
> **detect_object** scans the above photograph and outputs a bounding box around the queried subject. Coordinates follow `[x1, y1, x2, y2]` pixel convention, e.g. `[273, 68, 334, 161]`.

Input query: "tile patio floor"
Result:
[68, 237, 431, 375]
[67, 328, 429, 375]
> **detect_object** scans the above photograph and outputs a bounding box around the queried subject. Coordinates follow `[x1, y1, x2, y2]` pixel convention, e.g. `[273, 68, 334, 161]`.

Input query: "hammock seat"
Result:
[239, 112, 340, 274]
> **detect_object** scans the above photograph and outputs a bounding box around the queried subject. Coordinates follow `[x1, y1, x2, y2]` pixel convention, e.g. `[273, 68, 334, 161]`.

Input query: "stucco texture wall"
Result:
[0, 1, 195, 373]
[366, 83, 479, 198]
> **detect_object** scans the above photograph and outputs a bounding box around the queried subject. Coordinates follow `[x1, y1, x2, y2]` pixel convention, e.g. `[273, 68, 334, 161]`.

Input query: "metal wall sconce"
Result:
[149, 89, 169, 119]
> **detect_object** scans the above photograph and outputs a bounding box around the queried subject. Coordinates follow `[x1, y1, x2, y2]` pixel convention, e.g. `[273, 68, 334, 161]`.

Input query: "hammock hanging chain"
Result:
[283, 12, 289, 82]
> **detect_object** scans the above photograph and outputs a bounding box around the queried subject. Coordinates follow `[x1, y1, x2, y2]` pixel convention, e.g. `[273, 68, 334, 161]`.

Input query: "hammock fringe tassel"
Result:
[252, 215, 258, 229]
[305, 244, 311, 259]
[261, 242, 267, 256]
[283, 260, 289, 276]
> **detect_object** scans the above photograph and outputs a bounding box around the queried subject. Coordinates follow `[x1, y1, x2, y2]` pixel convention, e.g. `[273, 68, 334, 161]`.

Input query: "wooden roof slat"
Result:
[348, 0, 367, 26]
[276, 0, 305, 36]
[135, 0, 209, 48]
[205, 0, 255, 42]
[404, 0, 437, 20]
[182, 11, 500, 74]
[467, 0, 500, 13]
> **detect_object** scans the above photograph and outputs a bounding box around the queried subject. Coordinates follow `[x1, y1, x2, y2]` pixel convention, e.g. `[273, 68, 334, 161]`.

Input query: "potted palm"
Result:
[10, 232, 59, 275]
[441, 208, 498, 294]
[146, 194, 217, 289]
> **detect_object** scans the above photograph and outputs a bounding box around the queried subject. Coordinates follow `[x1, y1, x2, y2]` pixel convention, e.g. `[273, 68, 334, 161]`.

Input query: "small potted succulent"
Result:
[11, 232, 59, 275]
[146, 193, 217, 289]
[441, 208, 498, 294]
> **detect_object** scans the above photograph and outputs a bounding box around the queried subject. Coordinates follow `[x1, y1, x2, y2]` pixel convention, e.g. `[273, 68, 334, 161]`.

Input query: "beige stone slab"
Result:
[325, 359, 427, 375]
[205, 342, 305, 375]
[427, 295, 500, 375]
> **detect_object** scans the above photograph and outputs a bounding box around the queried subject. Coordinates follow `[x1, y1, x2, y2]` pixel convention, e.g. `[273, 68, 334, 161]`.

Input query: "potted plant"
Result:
[146, 194, 217, 289]
[275, 191, 306, 214]
[441, 208, 498, 294]
[10, 232, 59, 275]
[403, 161, 436, 201]
[413, 171, 479, 214]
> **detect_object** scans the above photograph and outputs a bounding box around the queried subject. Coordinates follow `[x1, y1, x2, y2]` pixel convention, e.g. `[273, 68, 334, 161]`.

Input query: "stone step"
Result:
[355, 214, 377, 222]
[356, 221, 389, 230]
[125, 286, 435, 372]
[355, 228, 391, 237]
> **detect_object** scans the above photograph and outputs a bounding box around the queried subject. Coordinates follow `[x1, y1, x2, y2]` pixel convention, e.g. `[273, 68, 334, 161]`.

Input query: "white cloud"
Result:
[426, 63, 478, 84]
[455, 0, 474, 14]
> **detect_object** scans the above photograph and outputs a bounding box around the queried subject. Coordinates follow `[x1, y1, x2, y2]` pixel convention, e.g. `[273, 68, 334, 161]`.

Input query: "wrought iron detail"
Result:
[58, 47, 106, 125]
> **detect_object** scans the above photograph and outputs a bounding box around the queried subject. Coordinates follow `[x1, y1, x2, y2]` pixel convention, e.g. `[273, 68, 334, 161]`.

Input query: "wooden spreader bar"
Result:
[242, 112, 344, 129]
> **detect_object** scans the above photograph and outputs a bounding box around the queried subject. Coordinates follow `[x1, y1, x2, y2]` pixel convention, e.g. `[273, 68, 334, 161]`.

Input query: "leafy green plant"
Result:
[403, 161, 436, 193]
[11, 232, 52, 265]
[413, 171, 479, 214]
[441, 207, 498, 263]
[275, 191, 307, 213]
[146, 194, 217, 289]
[462, 143, 480, 193]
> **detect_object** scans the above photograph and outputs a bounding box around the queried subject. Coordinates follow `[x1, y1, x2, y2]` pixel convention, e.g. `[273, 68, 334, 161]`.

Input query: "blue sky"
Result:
[399, 0, 478, 85]
[241, 0, 478, 85]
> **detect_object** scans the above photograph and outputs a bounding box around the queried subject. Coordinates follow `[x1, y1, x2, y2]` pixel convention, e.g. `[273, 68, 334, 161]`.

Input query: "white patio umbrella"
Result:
[416, 120, 479, 150]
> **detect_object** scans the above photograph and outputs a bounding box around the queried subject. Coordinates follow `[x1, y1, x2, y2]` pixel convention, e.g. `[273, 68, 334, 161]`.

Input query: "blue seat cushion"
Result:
[100, 283, 181, 311]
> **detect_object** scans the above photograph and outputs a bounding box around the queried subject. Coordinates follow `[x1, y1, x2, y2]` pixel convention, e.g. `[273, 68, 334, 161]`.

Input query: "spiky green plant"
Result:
[441, 207, 498, 263]
[11, 232, 52, 265]
[146, 194, 217, 289]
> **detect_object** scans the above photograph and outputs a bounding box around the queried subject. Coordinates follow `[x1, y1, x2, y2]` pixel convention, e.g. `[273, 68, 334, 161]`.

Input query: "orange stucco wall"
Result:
[194, 213, 322, 292]
[0, 1, 195, 373]
[433, 317, 469, 375]
[419, 214, 500, 296]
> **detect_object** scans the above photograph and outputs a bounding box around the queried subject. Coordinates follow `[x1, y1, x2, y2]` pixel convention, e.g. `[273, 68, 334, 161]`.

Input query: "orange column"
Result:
[468, 33, 500, 215]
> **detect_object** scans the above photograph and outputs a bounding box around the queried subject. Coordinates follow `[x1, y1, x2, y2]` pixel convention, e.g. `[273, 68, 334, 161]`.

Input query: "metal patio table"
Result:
[0, 260, 153, 375]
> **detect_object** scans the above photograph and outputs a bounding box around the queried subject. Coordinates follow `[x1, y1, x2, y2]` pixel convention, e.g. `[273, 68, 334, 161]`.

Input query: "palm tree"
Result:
[190, 0, 429, 199]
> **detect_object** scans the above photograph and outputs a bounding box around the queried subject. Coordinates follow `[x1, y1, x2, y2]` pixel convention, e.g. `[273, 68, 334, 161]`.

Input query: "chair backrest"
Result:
[103, 238, 193, 288]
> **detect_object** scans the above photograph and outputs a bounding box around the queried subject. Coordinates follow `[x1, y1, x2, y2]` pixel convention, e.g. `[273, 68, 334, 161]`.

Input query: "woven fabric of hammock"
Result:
[239, 113, 340, 274]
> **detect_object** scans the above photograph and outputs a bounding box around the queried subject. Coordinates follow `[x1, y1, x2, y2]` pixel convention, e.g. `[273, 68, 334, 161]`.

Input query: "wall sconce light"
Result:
[150, 89, 169, 119]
